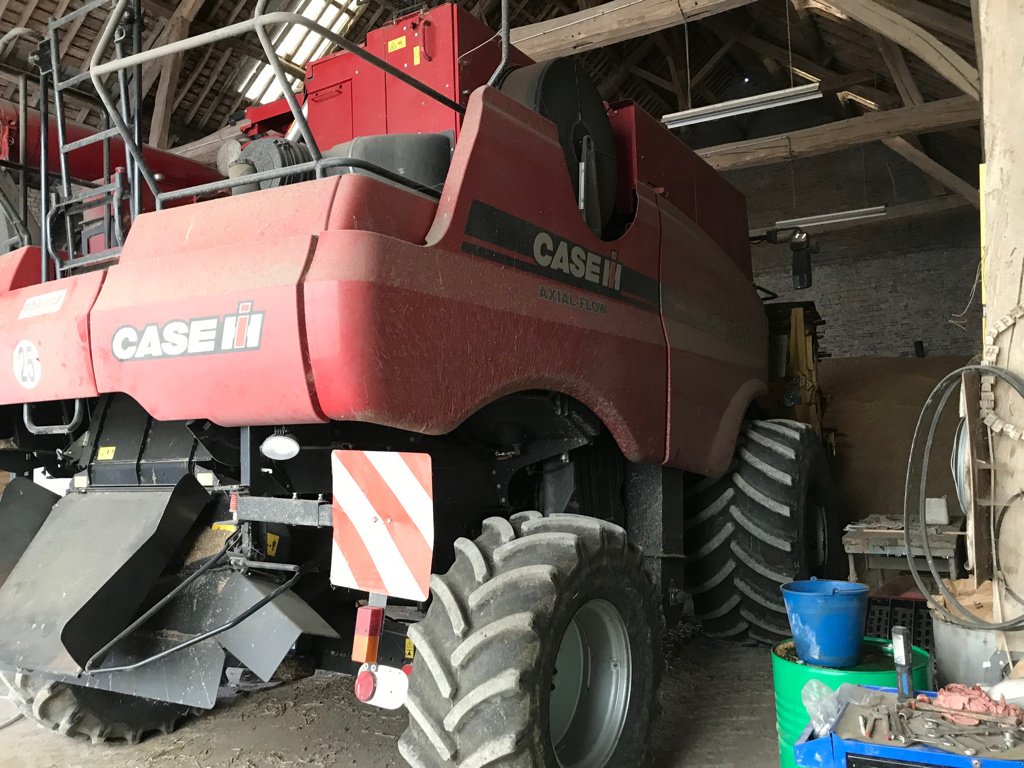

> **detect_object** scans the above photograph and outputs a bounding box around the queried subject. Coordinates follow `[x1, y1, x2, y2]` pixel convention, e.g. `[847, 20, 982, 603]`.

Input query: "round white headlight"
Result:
[260, 433, 300, 461]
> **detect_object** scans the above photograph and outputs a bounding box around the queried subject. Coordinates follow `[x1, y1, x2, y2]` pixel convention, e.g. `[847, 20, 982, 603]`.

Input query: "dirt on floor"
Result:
[0, 631, 780, 768]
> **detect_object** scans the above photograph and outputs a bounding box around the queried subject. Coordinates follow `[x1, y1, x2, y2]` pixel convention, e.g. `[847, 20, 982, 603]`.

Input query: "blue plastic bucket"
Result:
[780, 580, 869, 668]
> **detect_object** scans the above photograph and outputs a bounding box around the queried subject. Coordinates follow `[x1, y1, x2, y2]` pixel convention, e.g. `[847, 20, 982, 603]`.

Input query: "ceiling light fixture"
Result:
[775, 205, 887, 229]
[661, 83, 823, 129]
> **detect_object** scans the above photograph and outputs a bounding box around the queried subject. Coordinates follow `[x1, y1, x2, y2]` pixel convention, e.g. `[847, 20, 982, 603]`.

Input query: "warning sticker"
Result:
[266, 532, 280, 557]
[387, 36, 406, 53]
[96, 446, 117, 461]
[404, 637, 415, 660]
[19, 289, 66, 320]
[413, 45, 421, 66]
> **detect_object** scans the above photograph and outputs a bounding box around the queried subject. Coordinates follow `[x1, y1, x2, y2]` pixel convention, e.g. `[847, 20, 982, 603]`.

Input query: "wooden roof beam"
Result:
[510, 0, 756, 61]
[874, 0, 974, 46]
[882, 136, 978, 207]
[697, 95, 979, 171]
[709, 21, 900, 110]
[809, 0, 979, 98]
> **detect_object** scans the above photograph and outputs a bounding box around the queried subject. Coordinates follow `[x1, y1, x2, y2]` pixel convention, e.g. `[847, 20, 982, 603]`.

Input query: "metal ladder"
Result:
[37, 0, 145, 282]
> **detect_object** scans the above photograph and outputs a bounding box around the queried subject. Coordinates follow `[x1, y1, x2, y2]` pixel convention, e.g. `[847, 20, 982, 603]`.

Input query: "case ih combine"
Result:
[0, 1, 841, 765]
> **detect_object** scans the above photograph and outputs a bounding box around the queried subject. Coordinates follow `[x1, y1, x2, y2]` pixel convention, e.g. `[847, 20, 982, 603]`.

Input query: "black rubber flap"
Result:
[0, 474, 208, 674]
[498, 58, 617, 235]
[0, 478, 59, 588]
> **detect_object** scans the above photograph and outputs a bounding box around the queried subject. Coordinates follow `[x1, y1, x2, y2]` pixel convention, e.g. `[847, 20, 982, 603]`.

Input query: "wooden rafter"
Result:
[874, 0, 975, 46]
[881, 137, 979, 208]
[697, 95, 979, 171]
[711, 22, 900, 110]
[811, 0, 979, 98]
[510, 0, 756, 61]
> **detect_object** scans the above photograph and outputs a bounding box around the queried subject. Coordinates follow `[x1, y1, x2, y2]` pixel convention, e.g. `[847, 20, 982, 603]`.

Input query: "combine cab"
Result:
[0, 2, 843, 765]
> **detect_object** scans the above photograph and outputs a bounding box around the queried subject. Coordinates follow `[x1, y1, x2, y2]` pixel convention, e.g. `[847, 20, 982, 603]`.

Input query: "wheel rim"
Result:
[807, 475, 828, 571]
[549, 599, 632, 767]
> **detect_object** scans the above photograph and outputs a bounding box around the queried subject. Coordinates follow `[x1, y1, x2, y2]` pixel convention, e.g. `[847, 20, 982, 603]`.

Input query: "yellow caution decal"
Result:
[388, 36, 406, 53]
[96, 446, 116, 461]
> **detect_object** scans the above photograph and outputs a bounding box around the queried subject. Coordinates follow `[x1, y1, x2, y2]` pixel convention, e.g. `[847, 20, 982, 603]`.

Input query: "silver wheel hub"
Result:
[549, 599, 632, 767]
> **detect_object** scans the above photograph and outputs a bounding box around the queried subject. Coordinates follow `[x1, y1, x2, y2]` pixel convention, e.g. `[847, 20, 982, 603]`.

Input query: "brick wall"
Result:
[719, 146, 983, 358]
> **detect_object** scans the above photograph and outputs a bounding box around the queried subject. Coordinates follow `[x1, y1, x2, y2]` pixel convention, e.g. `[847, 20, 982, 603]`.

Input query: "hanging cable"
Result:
[683, 20, 692, 108]
[903, 364, 1024, 631]
[784, 0, 795, 88]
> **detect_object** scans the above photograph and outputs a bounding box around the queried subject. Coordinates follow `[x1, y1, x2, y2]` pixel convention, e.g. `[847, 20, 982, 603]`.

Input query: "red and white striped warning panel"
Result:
[330, 450, 434, 601]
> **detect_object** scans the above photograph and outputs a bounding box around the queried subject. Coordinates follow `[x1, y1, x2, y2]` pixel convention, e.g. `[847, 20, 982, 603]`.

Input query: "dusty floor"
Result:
[0, 632, 780, 768]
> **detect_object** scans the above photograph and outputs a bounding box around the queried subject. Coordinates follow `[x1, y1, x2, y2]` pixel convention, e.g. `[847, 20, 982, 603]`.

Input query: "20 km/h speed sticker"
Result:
[12, 340, 41, 390]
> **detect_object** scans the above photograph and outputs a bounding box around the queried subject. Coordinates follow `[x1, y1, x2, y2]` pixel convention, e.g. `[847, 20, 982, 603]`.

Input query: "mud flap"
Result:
[0, 474, 209, 674]
[0, 478, 59, 586]
[47, 571, 338, 710]
[0, 473, 338, 709]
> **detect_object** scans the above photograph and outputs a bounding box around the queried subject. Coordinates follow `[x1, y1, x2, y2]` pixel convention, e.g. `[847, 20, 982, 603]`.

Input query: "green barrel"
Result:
[772, 637, 931, 768]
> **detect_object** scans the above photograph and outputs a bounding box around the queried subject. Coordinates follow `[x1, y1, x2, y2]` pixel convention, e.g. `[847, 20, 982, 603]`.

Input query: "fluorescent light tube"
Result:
[775, 205, 887, 229]
[662, 83, 823, 129]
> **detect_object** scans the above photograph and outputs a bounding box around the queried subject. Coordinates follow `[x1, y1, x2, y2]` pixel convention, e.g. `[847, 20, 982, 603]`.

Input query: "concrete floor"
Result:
[0, 631, 780, 768]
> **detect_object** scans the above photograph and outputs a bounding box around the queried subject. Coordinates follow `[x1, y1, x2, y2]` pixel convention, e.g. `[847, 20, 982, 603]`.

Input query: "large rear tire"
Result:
[683, 419, 844, 644]
[1, 671, 190, 744]
[398, 512, 662, 768]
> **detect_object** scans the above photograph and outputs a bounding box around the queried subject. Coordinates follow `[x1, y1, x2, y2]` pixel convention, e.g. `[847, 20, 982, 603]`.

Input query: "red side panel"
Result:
[0, 270, 104, 404]
[609, 103, 753, 280]
[0, 247, 43, 292]
[659, 200, 768, 476]
[304, 87, 668, 464]
[325, 174, 437, 242]
[369, 6, 459, 137]
[89, 182, 340, 426]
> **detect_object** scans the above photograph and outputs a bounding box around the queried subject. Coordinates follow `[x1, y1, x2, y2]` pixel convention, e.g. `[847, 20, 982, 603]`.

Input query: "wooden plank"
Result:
[875, 0, 975, 46]
[690, 37, 735, 89]
[713, 23, 901, 110]
[169, 121, 248, 166]
[509, 0, 755, 61]
[872, 32, 951, 197]
[875, 34, 924, 106]
[815, 0, 980, 98]
[961, 370, 993, 585]
[140, 0, 207, 97]
[148, 16, 189, 148]
[881, 136, 979, 207]
[790, 0, 827, 62]
[628, 65, 675, 95]
[698, 95, 979, 171]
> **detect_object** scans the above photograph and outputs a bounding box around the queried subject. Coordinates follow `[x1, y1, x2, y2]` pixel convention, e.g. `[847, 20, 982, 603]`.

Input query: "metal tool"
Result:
[892, 625, 915, 702]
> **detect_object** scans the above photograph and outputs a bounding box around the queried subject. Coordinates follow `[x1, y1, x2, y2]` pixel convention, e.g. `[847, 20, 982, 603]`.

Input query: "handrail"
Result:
[88, 0, 467, 214]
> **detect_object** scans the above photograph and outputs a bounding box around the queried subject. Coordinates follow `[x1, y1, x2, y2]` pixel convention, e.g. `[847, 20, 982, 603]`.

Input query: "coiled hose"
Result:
[903, 363, 1024, 630]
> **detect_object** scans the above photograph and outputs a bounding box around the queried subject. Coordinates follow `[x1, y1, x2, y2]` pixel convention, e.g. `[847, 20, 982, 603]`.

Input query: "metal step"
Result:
[60, 126, 120, 153]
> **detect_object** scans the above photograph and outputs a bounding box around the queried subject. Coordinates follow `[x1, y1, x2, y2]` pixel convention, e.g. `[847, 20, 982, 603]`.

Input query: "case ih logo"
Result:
[532, 232, 622, 292]
[112, 302, 264, 362]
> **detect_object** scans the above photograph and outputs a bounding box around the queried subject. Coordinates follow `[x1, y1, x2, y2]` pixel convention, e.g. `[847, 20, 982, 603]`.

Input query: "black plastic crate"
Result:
[864, 597, 934, 653]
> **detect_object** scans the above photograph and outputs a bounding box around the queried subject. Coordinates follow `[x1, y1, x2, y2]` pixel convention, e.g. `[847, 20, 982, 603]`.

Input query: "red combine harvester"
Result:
[0, 2, 841, 765]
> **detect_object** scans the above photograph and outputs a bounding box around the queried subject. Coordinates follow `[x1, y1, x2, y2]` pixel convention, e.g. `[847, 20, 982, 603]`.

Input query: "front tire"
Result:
[398, 512, 662, 768]
[2, 671, 190, 744]
[683, 419, 844, 644]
